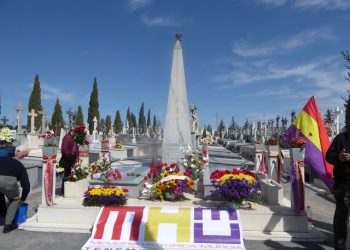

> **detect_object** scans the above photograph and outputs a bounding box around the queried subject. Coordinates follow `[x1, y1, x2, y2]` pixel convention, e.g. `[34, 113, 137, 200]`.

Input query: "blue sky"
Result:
[0, 0, 349, 129]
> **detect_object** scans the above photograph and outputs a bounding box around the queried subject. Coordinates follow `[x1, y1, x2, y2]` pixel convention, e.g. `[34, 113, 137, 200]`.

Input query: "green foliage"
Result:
[324, 109, 333, 124]
[27, 74, 43, 131]
[228, 116, 239, 131]
[76, 105, 84, 125]
[126, 107, 131, 133]
[138, 103, 146, 134]
[114, 110, 123, 134]
[342, 50, 350, 81]
[207, 124, 212, 134]
[152, 115, 157, 132]
[105, 115, 111, 134]
[131, 113, 137, 129]
[218, 119, 225, 138]
[87, 78, 100, 134]
[243, 118, 249, 129]
[147, 109, 151, 128]
[202, 127, 207, 138]
[51, 98, 64, 136]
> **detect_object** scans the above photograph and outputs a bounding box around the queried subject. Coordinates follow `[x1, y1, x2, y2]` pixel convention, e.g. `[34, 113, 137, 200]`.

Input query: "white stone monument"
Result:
[162, 33, 192, 163]
[28, 109, 37, 134]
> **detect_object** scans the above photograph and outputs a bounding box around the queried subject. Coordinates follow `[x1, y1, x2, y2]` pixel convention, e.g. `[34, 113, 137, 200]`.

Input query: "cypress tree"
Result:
[218, 119, 225, 138]
[138, 103, 146, 134]
[87, 78, 100, 134]
[105, 115, 111, 135]
[131, 113, 137, 130]
[51, 98, 64, 136]
[76, 105, 84, 125]
[126, 107, 131, 133]
[114, 110, 123, 134]
[152, 115, 157, 132]
[27, 73, 43, 131]
[147, 109, 151, 128]
[207, 124, 212, 134]
[202, 127, 207, 138]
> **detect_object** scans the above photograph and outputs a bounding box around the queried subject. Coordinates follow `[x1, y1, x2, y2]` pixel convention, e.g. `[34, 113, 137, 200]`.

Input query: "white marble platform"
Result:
[20, 195, 326, 242]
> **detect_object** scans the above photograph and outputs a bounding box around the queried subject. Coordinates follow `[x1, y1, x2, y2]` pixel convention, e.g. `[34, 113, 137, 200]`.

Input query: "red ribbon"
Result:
[43, 155, 56, 206]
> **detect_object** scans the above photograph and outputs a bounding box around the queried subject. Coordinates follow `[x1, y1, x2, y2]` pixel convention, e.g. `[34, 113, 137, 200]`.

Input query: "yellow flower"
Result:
[220, 173, 255, 185]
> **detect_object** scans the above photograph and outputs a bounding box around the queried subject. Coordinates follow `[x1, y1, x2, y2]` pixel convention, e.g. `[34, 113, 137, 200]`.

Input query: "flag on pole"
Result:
[284, 96, 334, 192]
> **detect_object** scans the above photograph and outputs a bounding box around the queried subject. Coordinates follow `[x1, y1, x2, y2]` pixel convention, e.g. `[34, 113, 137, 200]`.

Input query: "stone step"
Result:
[19, 217, 92, 233]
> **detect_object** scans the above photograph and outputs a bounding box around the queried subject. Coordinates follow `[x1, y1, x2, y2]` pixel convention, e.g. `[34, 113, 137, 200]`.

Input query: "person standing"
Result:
[326, 132, 350, 250]
[0, 145, 30, 233]
[60, 130, 79, 194]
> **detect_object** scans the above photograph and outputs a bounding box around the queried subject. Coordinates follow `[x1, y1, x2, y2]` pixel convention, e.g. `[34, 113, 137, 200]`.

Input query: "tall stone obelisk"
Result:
[162, 33, 192, 163]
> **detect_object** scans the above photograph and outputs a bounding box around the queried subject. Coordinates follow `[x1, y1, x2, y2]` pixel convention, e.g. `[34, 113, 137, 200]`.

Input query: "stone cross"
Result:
[66, 108, 74, 130]
[28, 109, 37, 134]
[1, 116, 9, 127]
[38, 109, 48, 133]
[15, 104, 23, 133]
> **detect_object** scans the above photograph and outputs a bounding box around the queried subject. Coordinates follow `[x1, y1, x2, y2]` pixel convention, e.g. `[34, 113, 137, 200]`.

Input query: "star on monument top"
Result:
[175, 32, 182, 41]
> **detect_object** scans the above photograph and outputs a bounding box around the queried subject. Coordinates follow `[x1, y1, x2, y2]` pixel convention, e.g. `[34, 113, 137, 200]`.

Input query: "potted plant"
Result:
[289, 136, 307, 161]
[143, 162, 194, 201]
[64, 161, 90, 198]
[255, 141, 263, 152]
[83, 186, 128, 207]
[41, 130, 58, 159]
[266, 138, 279, 154]
[72, 124, 90, 165]
[210, 169, 261, 208]
[0, 127, 16, 156]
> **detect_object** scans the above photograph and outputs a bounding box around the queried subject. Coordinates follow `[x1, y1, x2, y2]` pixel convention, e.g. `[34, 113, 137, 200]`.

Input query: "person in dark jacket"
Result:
[0, 146, 27, 217]
[60, 130, 79, 194]
[326, 132, 350, 250]
[0, 146, 30, 233]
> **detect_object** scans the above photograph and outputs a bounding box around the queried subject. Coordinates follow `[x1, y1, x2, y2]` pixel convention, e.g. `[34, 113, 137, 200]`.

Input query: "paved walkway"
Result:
[0, 181, 335, 250]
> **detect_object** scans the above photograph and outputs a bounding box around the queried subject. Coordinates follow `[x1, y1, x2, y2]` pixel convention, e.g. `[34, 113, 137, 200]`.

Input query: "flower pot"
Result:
[268, 145, 279, 155]
[101, 141, 110, 153]
[42, 146, 58, 160]
[79, 144, 89, 157]
[64, 178, 89, 198]
[290, 147, 305, 161]
[255, 144, 263, 152]
[79, 144, 89, 165]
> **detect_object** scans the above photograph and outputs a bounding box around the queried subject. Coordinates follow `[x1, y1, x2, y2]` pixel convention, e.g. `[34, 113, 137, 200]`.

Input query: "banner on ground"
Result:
[82, 206, 245, 250]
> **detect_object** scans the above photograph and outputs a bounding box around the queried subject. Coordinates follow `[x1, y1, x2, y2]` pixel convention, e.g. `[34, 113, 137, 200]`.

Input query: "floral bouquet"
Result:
[83, 186, 128, 207]
[266, 138, 279, 145]
[41, 130, 58, 147]
[290, 136, 307, 148]
[101, 167, 122, 183]
[90, 155, 111, 174]
[112, 141, 123, 149]
[72, 124, 90, 145]
[180, 145, 208, 181]
[210, 169, 261, 208]
[55, 160, 64, 175]
[68, 161, 90, 182]
[0, 127, 16, 146]
[143, 162, 194, 201]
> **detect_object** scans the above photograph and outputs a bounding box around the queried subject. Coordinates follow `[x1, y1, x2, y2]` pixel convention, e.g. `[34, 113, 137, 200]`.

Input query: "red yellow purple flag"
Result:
[284, 96, 334, 192]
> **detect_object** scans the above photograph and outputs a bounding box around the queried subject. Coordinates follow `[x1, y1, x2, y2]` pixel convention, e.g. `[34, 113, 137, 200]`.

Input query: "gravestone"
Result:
[89, 165, 150, 198]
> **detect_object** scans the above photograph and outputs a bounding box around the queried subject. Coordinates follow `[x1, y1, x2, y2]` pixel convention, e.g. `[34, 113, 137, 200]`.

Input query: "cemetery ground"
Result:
[0, 179, 334, 250]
